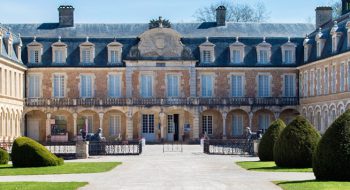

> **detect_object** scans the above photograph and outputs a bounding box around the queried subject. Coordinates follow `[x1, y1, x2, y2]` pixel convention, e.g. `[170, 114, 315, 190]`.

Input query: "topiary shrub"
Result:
[11, 137, 63, 168]
[0, 148, 9, 165]
[313, 109, 350, 181]
[274, 116, 320, 168]
[258, 119, 286, 161]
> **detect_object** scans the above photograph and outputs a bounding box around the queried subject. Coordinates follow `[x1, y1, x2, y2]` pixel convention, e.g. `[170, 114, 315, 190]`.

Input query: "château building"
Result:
[1, 1, 350, 142]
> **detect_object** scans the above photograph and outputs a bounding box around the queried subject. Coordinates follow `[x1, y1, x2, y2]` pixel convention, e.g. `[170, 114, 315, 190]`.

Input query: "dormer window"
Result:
[316, 28, 325, 58]
[52, 36, 67, 64]
[0, 29, 3, 54]
[256, 38, 272, 64]
[331, 21, 341, 53]
[303, 35, 311, 62]
[27, 36, 43, 64]
[229, 37, 245, 64]
[199, 37, 215, 64]
[107, 39, 123, 65]
[281, 38, 296, 64]
[346, 21, 350, 49]
[79, 37, 95, 64]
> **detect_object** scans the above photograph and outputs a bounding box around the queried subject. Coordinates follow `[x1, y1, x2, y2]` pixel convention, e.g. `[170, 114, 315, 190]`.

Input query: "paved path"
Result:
[0, 145, 315, 190]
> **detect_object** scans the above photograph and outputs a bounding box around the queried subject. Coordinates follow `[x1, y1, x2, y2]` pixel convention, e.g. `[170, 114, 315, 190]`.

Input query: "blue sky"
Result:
[0, 0, 337, 24]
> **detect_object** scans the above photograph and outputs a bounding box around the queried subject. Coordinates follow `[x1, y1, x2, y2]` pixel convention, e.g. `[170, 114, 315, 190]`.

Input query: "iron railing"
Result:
[41, 142, 77, 159]
[163, 141, 183, 153]
[203, 139, 254, 155]
[26, 97, 299, 107]
[89, 140, 142, 156]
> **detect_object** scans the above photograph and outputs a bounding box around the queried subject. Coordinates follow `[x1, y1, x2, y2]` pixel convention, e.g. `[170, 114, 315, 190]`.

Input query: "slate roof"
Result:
[0, 25, 24, 65]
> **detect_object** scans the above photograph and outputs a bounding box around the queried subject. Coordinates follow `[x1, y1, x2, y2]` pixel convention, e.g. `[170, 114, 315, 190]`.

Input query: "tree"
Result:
[331, 0, 342, 18]
[149, 17, 171, 29]
[194, 0, 269, 23]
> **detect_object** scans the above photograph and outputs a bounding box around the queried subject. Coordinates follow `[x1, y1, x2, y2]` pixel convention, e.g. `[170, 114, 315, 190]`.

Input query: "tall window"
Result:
[28, 75, 40, 98]
[332, 65, 336, 93]
[142, 114, 154, 134]
[258, 75, 270, 97]
[310, 71, 315, 96]
[317, 41, 323, 57]
[304, 46, 309, 62]
[232, 50, 241, 64]
[54, 49, 64, 64]
[108, 74, 121, 98]
[202, 115, 213, 135]
[53, 74, 65, 98]
[141, 75, 153, 98]
[284, 50, 293, 64]
[259, 50, 269, 64]
[332, 36, 338, 53]
[110, 50, 119, 64]
[109, 115, 120, 136]
[284, 75, 295, 97]
[167, 115, 174, 134]
[231, 75, 244, 97]
[316, 69, 321, 95]
[304, 72, 308, 97]
[232, 114, 243, 136]
[29, 50, 39, 63]
[324, 67, 329, 95]
[203, 50, 211, 63]
[340, 63, 345, 92]
[80, 75, 93, 98]
[82, 49, 91, 63]
[259, 114, 270, 131]
[201, 75, 214, 97]
[167, 75, 180, 97]
[86, 116, 93, 133]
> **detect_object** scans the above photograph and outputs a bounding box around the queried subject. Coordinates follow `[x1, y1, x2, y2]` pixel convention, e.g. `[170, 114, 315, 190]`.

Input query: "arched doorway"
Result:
[25, 110, 46, 142]
[252, 109, 274, 132]
[200, 109, 222, 139]
[103, 109, 127, 141]
[226, 109, 249, 138]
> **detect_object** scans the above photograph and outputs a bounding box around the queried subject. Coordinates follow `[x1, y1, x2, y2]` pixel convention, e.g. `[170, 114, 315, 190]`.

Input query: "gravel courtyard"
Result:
[0, 145, 315, 190]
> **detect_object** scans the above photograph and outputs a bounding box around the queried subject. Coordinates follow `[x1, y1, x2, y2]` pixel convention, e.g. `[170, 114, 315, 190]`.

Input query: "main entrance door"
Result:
[167, 114, 179, 141]
[142, 114, 155, 141]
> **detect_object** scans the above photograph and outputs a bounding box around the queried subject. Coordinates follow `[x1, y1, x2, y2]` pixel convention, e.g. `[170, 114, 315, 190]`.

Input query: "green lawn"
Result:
[0, 182, 88, 190]
[0, 162, 121, 176]
[236, 161, 312, 172]
[275, 180, 350, 190]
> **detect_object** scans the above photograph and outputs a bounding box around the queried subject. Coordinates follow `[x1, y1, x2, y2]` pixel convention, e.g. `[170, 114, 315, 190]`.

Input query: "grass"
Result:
[236, 161, 312, 172]
[275, 180, 350, 190]
[0, 162, 121, 176]
[0, 182, 88, 190]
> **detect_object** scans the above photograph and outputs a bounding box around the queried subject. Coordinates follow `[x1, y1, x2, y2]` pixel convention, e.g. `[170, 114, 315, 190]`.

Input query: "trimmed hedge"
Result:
[0, 148, 9, 165]
[313, 109, 350, 181]
[11, 137, 63, 168]
[258, 119, 286, 161]
[274, 116, 320, 168]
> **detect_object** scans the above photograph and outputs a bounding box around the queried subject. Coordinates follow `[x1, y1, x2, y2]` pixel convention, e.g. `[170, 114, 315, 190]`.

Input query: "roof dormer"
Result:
[107, 38, 123, 65]
[256, 37, 272, 64]
[303, 35, 311, 62]
[229, 37, 245, 64]
[4, 31, 13, 58]
[27, 36, 43, 64]
[199, 37, 215, 64]
[281, 37, 297, 64]
[52, 36, 68, 64]
[315, 28, 325, 58]
[14, 33, 22, 62]
[79, 36, 95, 64]
[330, 21, 342, 53]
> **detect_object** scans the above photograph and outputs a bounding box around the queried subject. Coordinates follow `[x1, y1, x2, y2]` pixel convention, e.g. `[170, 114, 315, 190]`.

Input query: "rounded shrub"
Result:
[313, 109, 350, 181]
[258, 119, 286, 161]
[274, 116, 320, 168]
[0, 148, 9, 165]
[11, 137, 63, 168]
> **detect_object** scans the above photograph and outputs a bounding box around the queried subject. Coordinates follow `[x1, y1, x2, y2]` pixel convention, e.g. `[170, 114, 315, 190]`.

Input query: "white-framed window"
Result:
[86, 115, 93, 133]
[258, 75, 271, 97]
[52, 39, 67, 64]
[203, 50, 212, 63]
[284, 74, 295, 97]
[53, 74, 65, 98]
[259, 114, 270, 131]
[199, 38, 215, 64]
[316, 69, 322, 95]
[142, 114, 154, 134]
[299, 74, 303, 97]
[80, 75, 93, 98]
[232, 114, 243, 136]
[202, 115, 213, 135]
[332, 65, 336, 93]
[332, 36, 338, 53]
[304, 72, 308, 97]
[231, 75, 244, 97]
[54, 49, 64, 64]
[109, 115, 121, 136]
[340, 63, 345, 92]
[167, 115, 174, 134]
[304, 46, 309, 62]
[110, 50, 119, 64]
[259, 50, 269, 64]
[29, 49, 40, 63]
[317, 41, 324, 58]
[284, 50, 293, 64]
[232, 50, 241, 64]
[108, 74, 122, 98]
[82, 49, 91, 63]
[28, 75, 41, 98]
[141, 74, 153, 98]
[107, 40, 123, 64]
[201, 75, 214, 97]
[310, 70, 315, 96]
[324, 67, 329, 95]
[167, 74, 180, 97]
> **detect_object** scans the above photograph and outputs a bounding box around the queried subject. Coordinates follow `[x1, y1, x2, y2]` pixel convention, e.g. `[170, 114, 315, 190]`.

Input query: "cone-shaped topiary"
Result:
[258, 119, 286, 161]
[274, 116, 320, 168]
[0, 148, 9, 165]
[313, 109, 350, 181]
[11, 137, 63, 168]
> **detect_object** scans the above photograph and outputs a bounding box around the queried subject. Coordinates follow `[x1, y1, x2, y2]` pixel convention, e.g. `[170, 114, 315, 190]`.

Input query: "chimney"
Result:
[342, 0, 350, 15]
[58, 5, 75, 27]
[315, 7, 333, 28]
[216, 6, 226, 26]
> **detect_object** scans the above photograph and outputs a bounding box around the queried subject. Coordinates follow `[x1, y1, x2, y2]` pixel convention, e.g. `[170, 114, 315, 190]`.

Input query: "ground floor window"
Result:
[202, 115, 213, 135]
[77, 116, 93, 134]
[258, 114, 270, 131]
[142, 114, 154, 134]
[167, 115, 174, 133]
[51, 115, 67, 135]
[109, 115, 121, 136]
[232, 114, 243, 136]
